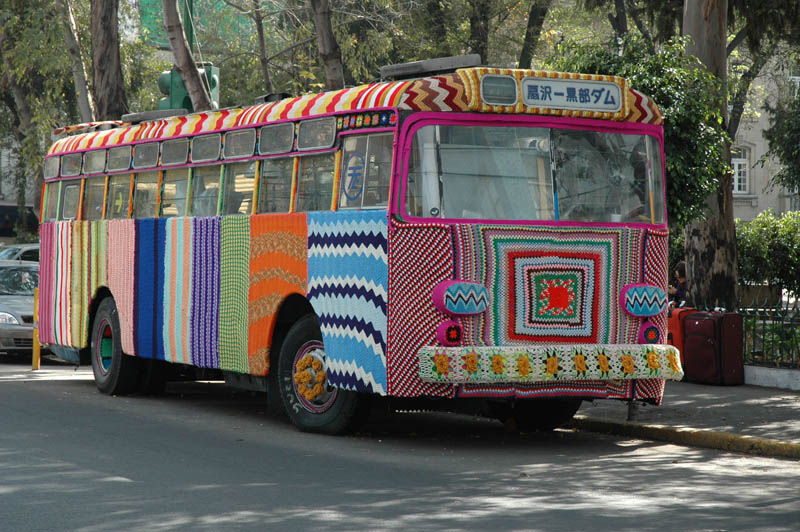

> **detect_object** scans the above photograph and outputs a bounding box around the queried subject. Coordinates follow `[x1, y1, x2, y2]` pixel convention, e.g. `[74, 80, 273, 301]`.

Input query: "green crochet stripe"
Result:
[219, 216, 251, 373]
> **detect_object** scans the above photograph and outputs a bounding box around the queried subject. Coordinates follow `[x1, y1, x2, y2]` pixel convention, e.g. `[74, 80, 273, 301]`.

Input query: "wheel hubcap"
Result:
[292, 341, 337, 413]
[96, 320, 113, 374]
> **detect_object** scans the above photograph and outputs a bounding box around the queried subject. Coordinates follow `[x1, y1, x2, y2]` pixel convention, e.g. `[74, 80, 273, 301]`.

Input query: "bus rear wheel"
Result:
[90, 297, 139, 396]
[492, 398, 583, 432]
[277, 314, 366, 434]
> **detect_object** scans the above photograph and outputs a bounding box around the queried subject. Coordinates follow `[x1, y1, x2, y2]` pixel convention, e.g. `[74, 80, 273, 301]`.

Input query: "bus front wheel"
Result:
[277, 314, 366, 434]
[90, 297, 139, 396]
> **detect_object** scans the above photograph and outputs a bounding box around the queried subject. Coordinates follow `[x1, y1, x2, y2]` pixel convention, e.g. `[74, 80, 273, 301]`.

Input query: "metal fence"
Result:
[739, 299, 800, 369]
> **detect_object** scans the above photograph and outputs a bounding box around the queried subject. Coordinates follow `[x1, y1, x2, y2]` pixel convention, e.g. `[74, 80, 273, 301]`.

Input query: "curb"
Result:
[569, 415, 800, 460]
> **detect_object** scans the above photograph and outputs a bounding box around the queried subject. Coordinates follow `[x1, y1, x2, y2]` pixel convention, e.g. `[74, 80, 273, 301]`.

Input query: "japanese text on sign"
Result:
[520, 77, 622, 113]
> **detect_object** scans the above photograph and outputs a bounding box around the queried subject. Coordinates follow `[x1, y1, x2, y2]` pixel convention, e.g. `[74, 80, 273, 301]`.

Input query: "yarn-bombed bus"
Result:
[39, 57, 683, 434]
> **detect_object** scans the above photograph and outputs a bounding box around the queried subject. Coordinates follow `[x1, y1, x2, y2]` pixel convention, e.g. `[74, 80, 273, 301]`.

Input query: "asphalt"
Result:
[572, 380, 800, 459]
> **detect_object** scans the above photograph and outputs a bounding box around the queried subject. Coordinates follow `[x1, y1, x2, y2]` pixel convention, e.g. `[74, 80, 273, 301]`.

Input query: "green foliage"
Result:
[736, 210, 800, 297]
[545, 35, 729, 228]
[763, 92, 800, 193]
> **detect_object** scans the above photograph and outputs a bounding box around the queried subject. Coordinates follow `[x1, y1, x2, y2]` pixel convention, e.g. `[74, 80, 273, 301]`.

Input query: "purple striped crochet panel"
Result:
[191, 217, 221, 368]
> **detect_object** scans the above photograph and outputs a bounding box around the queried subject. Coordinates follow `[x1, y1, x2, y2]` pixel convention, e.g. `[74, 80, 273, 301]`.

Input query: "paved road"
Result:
[1, 356, 799, 532]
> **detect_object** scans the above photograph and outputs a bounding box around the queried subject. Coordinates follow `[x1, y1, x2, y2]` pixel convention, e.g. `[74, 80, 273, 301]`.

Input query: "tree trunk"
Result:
[468, 0, 491, 62]
[90, 0, 128, 120]
[56, 0, 95, 123]
[608, 0, 628, 37]
[162, 0, 212, 111]
[682, 0, 738, 309]
[0, 40, 39, 238]
[518, 0, 552, 69]
[309, 0, 344, 90]
[253, 0, 273, 94]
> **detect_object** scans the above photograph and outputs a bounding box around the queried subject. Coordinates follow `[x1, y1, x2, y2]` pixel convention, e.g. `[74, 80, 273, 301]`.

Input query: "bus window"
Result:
[296, 154, 335, 212]
[42, 182, 60, 222]
[257, 158, 293, 213]
[191, 165, 220, 216]
[339, 133, 392, 209]
[133, 171, 159, 218]
[221, 161, 256, 215]
[83, 176, 106, 220]
[554, 129, 655, 223]
[160, 169, 189, 218]
[83, 150, 106, 175]
[106, 175, 131, 219]
[59, 181, 81, 220]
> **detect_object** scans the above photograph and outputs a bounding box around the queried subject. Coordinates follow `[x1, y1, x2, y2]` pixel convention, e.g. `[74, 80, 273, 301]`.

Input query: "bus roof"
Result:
[47, 67, 662, 157]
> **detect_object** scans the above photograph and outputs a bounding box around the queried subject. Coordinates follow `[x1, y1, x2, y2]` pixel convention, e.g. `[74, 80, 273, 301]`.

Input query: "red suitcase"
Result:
[667, 306, 696, 365]
[683, 312, 744, 385]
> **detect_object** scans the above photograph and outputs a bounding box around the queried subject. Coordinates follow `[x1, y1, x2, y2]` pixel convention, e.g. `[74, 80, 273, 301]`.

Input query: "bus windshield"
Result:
[406, 124, 664, 224]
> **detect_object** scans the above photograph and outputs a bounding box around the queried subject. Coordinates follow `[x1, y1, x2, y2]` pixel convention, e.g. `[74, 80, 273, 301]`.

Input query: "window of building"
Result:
[296, 153, 335, 211]
[160, 169, 189, 217]
[257, 158, 293, 213]
[339, 133, 393, 209]
[221, 161, 256, 215]
[83, 177, 106, 220]
[106, 175, 131, 219]
[59, 181, 81, 220]
[190, 165, 221, 216]
[731, 146, 750, 195]
[133, 171, 159, 218]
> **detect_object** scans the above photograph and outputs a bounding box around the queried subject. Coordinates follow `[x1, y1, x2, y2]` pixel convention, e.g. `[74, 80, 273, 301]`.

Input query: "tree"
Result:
[162, 0, 212, 111]
[518, 0, 552, 68]
[308, 0, 345, 90]
[56, 0, 95, 122]
[547, 35, 728, 229]
[763, 82, 800, 192]
[91, 0, 128, 119]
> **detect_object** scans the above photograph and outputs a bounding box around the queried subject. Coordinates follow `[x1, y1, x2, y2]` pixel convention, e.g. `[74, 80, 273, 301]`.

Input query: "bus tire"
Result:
[492, 398, 582, 432]
[277, 314, 365, 434]
[90, 297, 139, 396]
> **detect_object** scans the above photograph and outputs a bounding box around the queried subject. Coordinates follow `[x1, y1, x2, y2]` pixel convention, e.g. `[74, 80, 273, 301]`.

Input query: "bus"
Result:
[39, 57, 683, 434]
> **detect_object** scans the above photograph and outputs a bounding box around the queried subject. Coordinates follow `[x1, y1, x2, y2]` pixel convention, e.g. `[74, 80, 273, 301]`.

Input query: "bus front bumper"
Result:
[417, 344, 683, 384]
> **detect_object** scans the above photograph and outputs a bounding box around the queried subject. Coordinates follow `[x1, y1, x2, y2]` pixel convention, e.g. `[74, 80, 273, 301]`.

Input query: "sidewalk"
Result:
[573, 381, 800, 459]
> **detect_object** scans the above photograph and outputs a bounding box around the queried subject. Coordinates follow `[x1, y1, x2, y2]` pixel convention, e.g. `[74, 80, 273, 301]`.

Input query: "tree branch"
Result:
[727, 25, 748, 57]
[728, 48, 770, 139]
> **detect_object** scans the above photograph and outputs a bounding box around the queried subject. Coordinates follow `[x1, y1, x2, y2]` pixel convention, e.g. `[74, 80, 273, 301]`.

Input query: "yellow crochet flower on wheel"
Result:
[491, 354, 505, 375]
[621, 354, 636, 375]
[516, 355, 531, 378]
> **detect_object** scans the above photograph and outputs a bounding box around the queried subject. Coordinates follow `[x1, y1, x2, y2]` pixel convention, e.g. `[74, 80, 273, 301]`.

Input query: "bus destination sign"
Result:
[521, 77, 623, 113]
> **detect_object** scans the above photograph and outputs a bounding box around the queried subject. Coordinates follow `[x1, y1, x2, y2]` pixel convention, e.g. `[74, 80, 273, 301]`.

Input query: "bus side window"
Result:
[59, 181, 81, 221]
[160, 169, 189, 218]
[83, 176, 106, 221]
[296, 153, 335, 212]
[257, 158, 293, 213]
[221, 161, 256, 215]
[106, 175, 131, 219]
[133, 171, 159, 219]
[339, 133, 392, 209]
[190, 165, 221, 216]
[42, 182, 60, 222]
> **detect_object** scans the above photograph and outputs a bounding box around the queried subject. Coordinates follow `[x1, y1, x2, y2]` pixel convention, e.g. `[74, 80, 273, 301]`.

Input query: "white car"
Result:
[0, 243, 39, 262]
[0, 260, 38, 354]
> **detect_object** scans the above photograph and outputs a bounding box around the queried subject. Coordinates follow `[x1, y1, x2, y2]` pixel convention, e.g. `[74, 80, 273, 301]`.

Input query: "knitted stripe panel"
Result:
[107, 219, 136, 355]
[219, 216, 250, 373]
[191, 217, 220, 368]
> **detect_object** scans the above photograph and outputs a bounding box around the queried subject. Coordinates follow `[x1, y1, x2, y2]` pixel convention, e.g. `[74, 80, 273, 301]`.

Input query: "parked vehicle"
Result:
[0, 260, 38, 354]
[0, 243, 39, 262]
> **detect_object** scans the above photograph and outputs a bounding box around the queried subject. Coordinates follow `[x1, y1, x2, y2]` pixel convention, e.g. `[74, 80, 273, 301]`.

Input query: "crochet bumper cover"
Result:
[417, 344, 683, 384]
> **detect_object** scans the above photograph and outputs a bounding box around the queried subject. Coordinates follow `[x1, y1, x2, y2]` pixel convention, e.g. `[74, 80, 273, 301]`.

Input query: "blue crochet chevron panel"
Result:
[307, 210, 388, 395]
